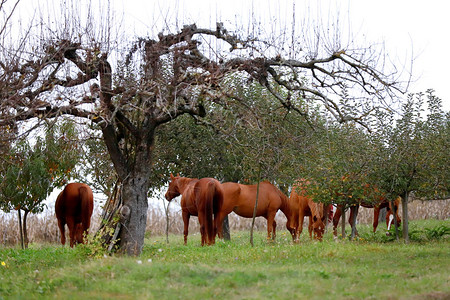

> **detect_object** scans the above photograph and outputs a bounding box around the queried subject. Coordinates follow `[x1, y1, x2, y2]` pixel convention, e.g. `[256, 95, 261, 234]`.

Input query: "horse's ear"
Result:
[170, 173, 174, 180]
[176, 173, 180, 177]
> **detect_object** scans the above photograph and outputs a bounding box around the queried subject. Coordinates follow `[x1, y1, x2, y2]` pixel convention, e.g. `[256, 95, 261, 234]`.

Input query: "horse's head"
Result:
[311, 202, 326, 241]
[311, 215, 325, 241]
[75, 223, 84, 244]
[165, 173, 181, 201]
[386, 197, 402, 232]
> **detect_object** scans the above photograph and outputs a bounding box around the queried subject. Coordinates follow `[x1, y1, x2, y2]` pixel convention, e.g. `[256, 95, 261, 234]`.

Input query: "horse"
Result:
[55, 183, 94, 247]
[287, 180, 329, 242]
[332, 196, 401, 237]
[215, 181, 291, 241]
[165, 174, 223, 246]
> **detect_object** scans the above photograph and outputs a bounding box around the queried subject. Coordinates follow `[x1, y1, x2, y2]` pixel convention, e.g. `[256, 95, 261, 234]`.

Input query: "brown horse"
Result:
[55, 183, 94, 247]
[287, 181, 328, 242]
[215, 181, 291, 241]
[332, 196, 401, 236]
[165, 174, 223, 246]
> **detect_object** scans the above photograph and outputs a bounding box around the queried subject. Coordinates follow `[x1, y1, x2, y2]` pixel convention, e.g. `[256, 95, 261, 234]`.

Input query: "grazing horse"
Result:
[215, 181, 291, 241]
[287, 181, 328, 242]
[332, 196, 401, 236]
[55, 183, 94, 247]
[165, 174, 223, 246]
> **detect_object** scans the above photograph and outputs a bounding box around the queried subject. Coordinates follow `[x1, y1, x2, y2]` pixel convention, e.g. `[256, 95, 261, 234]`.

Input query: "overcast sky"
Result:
[110, 0, 449, 110]
[13, 0, 449, 110]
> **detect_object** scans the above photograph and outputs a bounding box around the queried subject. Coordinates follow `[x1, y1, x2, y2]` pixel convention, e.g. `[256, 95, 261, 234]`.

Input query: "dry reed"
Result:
[1, 199, 449, 246]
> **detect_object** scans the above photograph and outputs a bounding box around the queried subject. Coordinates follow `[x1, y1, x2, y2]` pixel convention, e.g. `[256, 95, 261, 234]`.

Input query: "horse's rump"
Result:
[55, 183, 94, 247]
[78, 185, 94, 230]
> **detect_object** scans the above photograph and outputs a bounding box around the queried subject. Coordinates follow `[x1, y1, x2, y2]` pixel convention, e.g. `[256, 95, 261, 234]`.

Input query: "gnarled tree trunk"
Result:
[118, 175, 149, 255]
[402, 192, 409, 243]
[350, 205, 359, 240]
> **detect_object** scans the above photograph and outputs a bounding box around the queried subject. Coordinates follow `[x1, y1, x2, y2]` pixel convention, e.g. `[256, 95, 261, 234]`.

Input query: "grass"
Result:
[0, 220, 449, 299]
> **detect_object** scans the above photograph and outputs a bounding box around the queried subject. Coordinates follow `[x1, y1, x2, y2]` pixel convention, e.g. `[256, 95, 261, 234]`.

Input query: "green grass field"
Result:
[1, 220, 449, 299]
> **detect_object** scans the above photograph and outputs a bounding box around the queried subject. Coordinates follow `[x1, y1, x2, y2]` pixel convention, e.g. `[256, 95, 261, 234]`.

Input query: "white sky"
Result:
[110, 0, 450, 110]
[4, 0, 449, 216]
[11, 0, 450, 110]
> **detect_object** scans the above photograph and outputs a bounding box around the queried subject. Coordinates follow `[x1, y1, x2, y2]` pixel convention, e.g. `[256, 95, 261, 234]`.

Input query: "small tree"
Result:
[304, 123, 380, 239]
[381, 90, 450, 242]
[0, 121, 80, 248]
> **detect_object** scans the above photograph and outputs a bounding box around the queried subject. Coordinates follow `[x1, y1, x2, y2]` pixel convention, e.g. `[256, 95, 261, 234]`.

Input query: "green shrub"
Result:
[424, 224, 450, 241]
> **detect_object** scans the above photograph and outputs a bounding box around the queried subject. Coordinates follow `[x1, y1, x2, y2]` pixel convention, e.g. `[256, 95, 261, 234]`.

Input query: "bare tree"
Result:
[0, 2, 406, 254]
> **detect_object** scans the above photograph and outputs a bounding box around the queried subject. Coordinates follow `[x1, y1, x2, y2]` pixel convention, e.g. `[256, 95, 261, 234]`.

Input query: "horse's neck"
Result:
[309, 201, 322, 218]
[177, 177, 195, 194]
[279, 193, 292, 217]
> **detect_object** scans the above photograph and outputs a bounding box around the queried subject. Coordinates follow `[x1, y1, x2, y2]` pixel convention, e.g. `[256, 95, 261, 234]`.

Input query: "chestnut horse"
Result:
[332, 196, 401, 236]
[165, 174, 223, 246]
[215, 181, 291, 241]
[55, 183, 94, 247]
[287, 181, 329, 242]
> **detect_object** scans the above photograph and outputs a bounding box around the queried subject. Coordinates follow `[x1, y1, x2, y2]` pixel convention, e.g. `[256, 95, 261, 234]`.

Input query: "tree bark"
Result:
[379, 207, 387, 223]
[17, 209, 24, 250]
[250, 165, 262, 247]
[118, 175, 149, 256]
[23, 210, 29, 248]
[164, 197, 170, 244]
[402, 192, 409, 243]
[249, 182, 260, 247]
[350, 205, 359, 240]
[222, 216, 231, 241]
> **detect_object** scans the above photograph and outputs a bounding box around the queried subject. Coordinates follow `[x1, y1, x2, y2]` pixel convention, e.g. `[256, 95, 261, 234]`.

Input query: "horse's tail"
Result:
[204, 180, 217, 245]
[212, 181, 224, 216]
[212, 181, 224, 238]
[79, 185, 93, 235]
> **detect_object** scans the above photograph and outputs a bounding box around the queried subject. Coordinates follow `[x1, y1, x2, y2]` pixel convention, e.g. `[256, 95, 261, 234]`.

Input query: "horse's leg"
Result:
[265, 218, 272, 241]
[215, 212, 225, 239]
[349, 205, 359, 237]
[288, 213, 298, 242]
[296, 213, 304, 243]
[198, 212, 206, 246]
[76, 223, 84, 244]
[66, 217, 76, 248]
[272, 219, 277, 241]
[308, 216, 313, 239]
[373, 207, 380, 233]
[182, 211, 190, 245]
[57, 219, 66, 245]
[266, 210, 277, 241]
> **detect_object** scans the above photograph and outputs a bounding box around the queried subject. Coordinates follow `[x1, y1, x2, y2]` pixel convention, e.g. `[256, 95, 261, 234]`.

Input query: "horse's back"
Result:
[222, 181, 282, 217]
